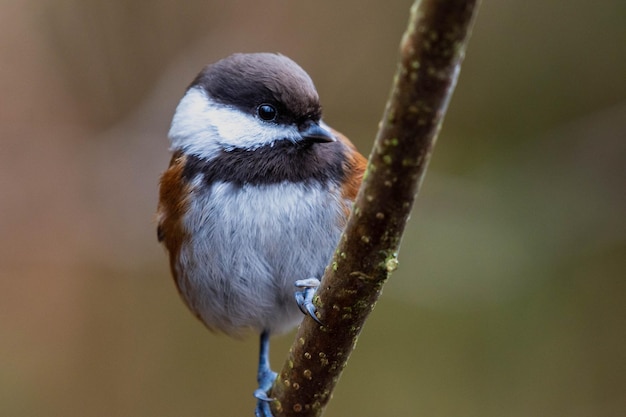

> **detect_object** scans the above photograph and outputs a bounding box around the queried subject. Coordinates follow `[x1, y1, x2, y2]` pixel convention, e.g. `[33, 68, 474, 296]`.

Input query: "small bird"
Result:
[157, 53, 366, 416]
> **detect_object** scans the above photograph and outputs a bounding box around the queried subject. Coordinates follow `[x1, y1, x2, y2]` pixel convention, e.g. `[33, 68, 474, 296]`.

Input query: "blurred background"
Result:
[1, 0, 625, 416]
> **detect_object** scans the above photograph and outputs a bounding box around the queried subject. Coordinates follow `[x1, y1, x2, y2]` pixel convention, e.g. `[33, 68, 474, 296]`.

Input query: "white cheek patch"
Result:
[168, 87, 300, 158]
[168, 87, 221, 158]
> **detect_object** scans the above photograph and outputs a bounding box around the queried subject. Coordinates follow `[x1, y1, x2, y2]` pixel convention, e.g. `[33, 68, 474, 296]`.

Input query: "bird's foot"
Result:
[255, 331, 276, 417]
[295, 278, 322, 324]
[254, 365, 277, 401]
[253, 368, 277, 417]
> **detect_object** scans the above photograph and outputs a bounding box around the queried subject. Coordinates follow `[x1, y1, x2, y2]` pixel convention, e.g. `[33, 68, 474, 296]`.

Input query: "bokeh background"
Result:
[2, 0, 625, 416]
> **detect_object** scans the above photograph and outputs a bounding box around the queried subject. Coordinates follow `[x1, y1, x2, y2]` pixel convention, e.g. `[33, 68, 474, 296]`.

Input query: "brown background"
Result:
[1, 1, 625, 416]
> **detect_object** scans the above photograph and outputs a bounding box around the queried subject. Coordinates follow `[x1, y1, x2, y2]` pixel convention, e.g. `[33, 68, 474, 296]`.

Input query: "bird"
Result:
[156, 52, 366, 417]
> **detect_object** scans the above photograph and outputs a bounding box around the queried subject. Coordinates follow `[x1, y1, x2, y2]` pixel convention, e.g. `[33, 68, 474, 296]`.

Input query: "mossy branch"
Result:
[271, 1, 481, 415]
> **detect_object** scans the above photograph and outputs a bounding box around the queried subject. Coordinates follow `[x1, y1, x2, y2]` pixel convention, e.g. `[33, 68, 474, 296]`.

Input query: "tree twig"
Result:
[271, 1, 481, 415]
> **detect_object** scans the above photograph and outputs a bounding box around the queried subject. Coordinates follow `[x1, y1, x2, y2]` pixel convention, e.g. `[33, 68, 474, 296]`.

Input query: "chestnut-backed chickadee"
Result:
[157, 53, 366, 417]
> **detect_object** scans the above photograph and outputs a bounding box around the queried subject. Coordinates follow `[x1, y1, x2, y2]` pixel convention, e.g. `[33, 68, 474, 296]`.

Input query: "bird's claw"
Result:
[254, 388, 274, 416]
[254, 388, 274, 402]
[295, 278, 323, 324]
[255, 367, 276, 402]
[254, 375, 275, 417]
[254, 377, 276, 416]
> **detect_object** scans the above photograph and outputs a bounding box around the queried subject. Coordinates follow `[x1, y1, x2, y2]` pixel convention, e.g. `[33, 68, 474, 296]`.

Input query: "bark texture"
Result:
[271, 1, 481, 415]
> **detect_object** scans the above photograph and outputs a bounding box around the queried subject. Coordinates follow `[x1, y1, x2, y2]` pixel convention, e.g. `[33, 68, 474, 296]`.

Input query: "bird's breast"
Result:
[182, 179, 347, 275]
[175, 179, 348, 334]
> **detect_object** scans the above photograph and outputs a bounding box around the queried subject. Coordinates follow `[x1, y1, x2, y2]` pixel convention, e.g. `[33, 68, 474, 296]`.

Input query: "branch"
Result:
[271, 1, 481, 415]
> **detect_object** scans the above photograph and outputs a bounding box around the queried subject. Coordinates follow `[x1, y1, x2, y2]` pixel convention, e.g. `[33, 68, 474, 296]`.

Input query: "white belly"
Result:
[176, 180, 346, 335]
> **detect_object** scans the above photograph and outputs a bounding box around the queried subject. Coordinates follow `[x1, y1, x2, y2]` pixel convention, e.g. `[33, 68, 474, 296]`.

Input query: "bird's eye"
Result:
[257, 104, 277, 121]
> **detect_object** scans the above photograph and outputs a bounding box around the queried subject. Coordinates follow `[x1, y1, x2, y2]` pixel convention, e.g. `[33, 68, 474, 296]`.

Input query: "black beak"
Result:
[298, 121, 336, 143]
